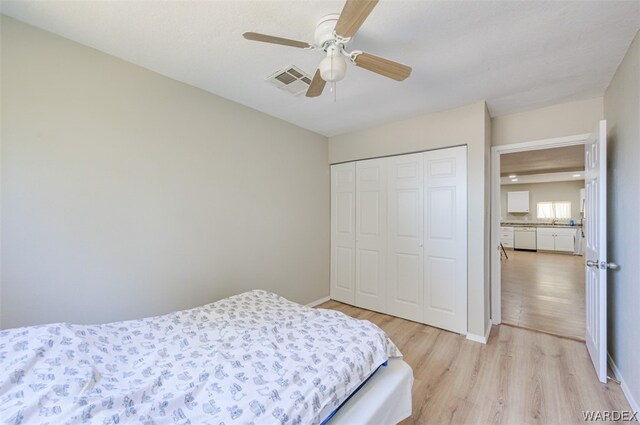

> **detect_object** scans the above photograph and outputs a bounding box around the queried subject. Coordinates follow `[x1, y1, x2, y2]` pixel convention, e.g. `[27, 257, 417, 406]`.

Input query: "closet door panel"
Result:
[387, 153, 424, 322]
[331, 162, 356, 304]
[355, 159, 387, 312]
[423, 147, 467, 333]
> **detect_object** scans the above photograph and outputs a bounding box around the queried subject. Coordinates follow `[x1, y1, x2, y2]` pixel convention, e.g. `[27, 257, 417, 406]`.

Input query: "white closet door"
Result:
[423, 146, 467, 334]
[355, 159, 387, 312]
[387, 153, 424, 322]
[331, 162, 356, 304]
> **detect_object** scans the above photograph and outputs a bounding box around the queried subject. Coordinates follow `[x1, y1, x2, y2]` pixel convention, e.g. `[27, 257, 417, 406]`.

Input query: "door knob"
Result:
[586, 260, 620, 270]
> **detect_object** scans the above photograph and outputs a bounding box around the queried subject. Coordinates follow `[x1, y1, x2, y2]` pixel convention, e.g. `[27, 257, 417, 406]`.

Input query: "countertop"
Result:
[501, 222, 582, 229]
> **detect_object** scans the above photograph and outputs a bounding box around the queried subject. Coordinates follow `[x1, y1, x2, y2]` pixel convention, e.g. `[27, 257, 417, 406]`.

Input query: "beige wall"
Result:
[604, 30, 640, 410]
[492, 97, 604, 146]
[0, 16, 330, 328]
[500, 181, 584, 222]
[328, 102, 491, 337]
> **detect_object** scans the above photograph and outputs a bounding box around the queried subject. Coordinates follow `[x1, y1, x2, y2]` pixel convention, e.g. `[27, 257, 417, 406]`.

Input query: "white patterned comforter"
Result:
[0, 290, 401, 424]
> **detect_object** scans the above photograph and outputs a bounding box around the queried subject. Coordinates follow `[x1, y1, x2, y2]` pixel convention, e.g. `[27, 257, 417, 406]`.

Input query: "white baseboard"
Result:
[466, 321, 492, 344]
[608, 353, 640, 414]
[306, 296, 330, 308]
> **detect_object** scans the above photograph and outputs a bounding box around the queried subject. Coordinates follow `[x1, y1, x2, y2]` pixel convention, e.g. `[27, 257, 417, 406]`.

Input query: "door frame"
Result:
[490, 133, 590, 324]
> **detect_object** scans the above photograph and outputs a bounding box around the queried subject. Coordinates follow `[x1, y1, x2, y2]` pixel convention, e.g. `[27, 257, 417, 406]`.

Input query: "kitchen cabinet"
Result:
[536, 231, 556, 251]
[536, 227, 577, 252]
[507, 191, 529, 213]
[500, 226, 514, 248]
[555, 233, 576, 252]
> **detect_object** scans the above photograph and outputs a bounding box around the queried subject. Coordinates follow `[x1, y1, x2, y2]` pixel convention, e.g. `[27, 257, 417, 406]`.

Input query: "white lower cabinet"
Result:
[536, 227, 577, 252]
[536, 230, 556, 251]
[330, 146, 468, 334]
[500, 227, 514, 248]
[555, 232, 576, 252]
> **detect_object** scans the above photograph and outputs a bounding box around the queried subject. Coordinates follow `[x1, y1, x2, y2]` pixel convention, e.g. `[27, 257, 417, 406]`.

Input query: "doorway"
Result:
[491, 134, 589, 340]
[499, 146, 586, 339]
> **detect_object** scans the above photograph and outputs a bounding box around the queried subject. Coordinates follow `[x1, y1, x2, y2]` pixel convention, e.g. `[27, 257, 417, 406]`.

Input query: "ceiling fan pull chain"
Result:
[329, 53, 337, 102]
[331, 53, 334, 81]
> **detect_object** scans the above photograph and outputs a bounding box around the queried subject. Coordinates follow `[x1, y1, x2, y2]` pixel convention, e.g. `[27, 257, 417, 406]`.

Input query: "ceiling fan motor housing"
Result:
[314, 14, 341, 47]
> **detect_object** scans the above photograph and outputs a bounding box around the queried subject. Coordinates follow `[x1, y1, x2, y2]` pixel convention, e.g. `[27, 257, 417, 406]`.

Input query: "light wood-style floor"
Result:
[501, 250, 585, 340]
[319, 300, 630, 425]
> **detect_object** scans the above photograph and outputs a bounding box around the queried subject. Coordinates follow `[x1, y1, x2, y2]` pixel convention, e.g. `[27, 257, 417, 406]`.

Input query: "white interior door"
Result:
[423, 147, 467, 333]
[387, 153, 424, 322]
[585, 120, 608, 383]
[331, 162, 356, 304]
[355, 159, 387, 312]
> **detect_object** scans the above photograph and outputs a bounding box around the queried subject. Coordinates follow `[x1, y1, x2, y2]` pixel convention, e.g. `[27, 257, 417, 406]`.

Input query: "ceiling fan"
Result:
[243, 0, 412, 98]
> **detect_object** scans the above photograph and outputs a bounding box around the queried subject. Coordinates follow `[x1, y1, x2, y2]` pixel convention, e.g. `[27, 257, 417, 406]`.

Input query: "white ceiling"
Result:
[2, 1, 639, 136]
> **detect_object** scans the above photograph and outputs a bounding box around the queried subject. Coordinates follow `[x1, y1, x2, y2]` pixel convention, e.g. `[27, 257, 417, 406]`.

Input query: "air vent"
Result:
[266, 65, 312, 95]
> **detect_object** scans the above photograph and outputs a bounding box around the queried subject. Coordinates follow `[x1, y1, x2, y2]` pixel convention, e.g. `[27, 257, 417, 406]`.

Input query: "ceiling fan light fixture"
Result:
[319, 53, 347, 82]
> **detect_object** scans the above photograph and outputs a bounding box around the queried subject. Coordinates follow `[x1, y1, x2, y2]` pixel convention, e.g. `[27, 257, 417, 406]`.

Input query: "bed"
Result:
[1, 290, 412, 424]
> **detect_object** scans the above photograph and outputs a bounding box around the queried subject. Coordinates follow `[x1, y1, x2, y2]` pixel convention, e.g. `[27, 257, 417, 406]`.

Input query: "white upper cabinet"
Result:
[507, 191, 530, 213]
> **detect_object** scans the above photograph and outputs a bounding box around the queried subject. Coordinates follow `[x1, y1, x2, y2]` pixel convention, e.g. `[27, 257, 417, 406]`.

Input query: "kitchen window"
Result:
[537, 201, 571, 220]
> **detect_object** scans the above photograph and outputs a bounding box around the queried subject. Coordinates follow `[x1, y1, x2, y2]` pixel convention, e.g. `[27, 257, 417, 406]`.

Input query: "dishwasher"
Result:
[514, 227, 537, 251]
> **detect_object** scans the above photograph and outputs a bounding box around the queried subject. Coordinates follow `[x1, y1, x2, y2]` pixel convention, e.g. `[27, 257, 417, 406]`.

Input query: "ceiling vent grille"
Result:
[266, 65, 312, 95]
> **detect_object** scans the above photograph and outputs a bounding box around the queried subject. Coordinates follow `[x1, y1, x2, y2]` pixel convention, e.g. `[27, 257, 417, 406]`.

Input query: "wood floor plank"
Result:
[318, 301, 631, 425]
[501, 250, 585, 340]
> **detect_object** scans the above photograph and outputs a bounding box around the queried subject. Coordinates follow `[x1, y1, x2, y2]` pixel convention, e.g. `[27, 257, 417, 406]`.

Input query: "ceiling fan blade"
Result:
[334, 0, 379, 38]
[242, 32, 311, 49]
[306, 69, 327, 97]
[354, 52, 412, 81]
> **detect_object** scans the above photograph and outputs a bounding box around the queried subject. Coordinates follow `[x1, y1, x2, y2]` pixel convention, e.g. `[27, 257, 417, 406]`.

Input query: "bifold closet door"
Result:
[423, 146, 467, 334]
[355, 159, 387, 312]
[386, 153, 424, 322]
[330, 162, 356, 304]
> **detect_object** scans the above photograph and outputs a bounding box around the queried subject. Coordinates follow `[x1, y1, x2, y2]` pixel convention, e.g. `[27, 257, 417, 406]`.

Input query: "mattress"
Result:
[330, 358, 413, 425]
[0, 290, 403, 424]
